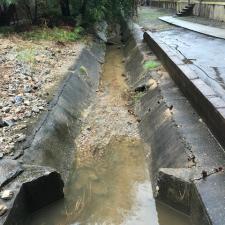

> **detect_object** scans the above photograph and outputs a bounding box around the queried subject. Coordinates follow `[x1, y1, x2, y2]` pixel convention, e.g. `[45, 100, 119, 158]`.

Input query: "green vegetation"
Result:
[133, 92, 145, 103]
[16, 48, 36, 63]
[79, 66, 88, 75]
[0, 25, 84, 41]
[0, 0, 137, 26]
[22, 26, 84, 41]
[143, 60, 160, 70]
[137, 8, 173, 31]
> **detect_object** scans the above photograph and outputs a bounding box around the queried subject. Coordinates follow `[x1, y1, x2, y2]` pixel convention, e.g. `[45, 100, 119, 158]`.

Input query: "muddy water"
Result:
[26, 46, 192, 225]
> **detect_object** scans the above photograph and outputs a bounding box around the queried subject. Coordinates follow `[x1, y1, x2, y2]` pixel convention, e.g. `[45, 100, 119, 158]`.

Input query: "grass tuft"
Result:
[0, 25, 84, 42]
[22, 26, 84, 42]
[16, 48, 36, 63]
[143, 60, 160, 70]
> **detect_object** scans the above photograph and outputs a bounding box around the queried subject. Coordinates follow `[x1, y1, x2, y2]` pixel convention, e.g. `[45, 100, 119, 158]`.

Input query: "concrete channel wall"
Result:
[22, 41, 106, 182]
[122, 21, 225, 225]
[0, 41, 105, 225]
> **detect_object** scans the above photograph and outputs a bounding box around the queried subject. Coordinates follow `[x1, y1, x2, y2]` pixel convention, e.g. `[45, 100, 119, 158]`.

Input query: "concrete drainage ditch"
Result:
[0, 20, 224, 225]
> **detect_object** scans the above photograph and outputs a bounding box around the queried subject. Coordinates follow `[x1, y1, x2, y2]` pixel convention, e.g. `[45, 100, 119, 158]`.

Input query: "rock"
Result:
[94, 21, 108, 43]
[14, 96, 23, 105]
[8, 84, 17, 93]
[4, 119, 15, 127]
[0, 204, 7, 216]
[32, 106, 39, 113]
[38, 106, 44, 111]
[2, 107, 10, 113]
[0, 153, 3, 159]
[6, 53, 15, 61]
[24, 100, 31, 106]
[42, 69, 51, 76]
[24, 85, 32, 93]
[15, 107, 23, 114]
[0, 118, 7, 128]
[17, 134, 26, 142]
[24, 111, 32, 118]
[0, 190, 13, 200]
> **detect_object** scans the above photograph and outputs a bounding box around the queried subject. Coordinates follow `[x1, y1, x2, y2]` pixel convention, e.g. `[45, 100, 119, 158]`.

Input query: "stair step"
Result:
[176, 3, 195, 17]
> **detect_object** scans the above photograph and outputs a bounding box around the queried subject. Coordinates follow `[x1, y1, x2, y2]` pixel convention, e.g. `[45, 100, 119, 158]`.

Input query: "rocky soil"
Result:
[0, 35, 84, 159]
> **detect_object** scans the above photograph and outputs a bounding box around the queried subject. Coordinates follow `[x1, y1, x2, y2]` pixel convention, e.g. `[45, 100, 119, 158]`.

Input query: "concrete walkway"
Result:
[159, 16, 225, 40]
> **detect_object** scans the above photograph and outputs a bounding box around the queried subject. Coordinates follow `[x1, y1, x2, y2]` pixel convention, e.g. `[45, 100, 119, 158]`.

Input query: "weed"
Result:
[143, 60, 160, 70]
[16, 49, 36, 63]
[79, 66, 88, 76]
[0, 26, 15, 37]
[22, 26, 84, 42]
[0, 25, 84, 42]
[133, 92, 145, 103]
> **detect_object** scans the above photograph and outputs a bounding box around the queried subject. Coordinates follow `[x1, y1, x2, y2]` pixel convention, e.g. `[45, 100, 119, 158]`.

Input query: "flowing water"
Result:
[26, 45, 192, 225]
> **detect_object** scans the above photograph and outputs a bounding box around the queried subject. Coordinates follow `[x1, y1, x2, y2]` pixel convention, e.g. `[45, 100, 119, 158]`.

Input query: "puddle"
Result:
[25, 45, 192, 225]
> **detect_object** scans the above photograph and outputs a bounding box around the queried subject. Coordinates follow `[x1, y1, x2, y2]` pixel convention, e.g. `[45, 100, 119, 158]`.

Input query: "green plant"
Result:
[79, 66, 88, 76]
[143, 60, 160, 70]
[16, 48, 36, 63]
[133, 92, 145, 103]
[21, 26, 84, 42]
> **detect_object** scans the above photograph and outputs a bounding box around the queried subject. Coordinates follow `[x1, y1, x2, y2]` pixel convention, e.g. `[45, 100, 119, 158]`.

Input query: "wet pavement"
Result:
[138, 7, 225, 101]
[160, 16, 225, 39]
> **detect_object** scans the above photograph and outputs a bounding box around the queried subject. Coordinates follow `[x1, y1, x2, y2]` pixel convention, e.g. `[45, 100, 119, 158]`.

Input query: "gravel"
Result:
[0, 36, 84, 158]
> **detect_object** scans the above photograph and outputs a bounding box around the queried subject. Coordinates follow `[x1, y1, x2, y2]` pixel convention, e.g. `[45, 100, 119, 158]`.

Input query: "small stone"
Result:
[0, 204, 7, 216]
[14, 96, 23, 105]
[0, 153, 3, 159]
[0, 118, 7, 128]
[32, 106, 39, 113]
[24, 111, 32, 118]
[17, 134, 26, 142]
[43, 69, 51, 75]
[2, 107, 10, 113]
[24, 85, 32, 93]
[24, 100, 31, 106]
[4, 119, 15, 127]
[0, 190, 13, 200]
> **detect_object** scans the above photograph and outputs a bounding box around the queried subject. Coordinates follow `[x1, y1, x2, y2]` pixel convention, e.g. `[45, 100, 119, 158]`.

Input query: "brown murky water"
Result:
[26, 46, 192, 225]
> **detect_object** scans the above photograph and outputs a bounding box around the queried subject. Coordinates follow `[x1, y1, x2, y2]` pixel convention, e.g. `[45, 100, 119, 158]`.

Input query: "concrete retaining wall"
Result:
[149, 0, 225, 22]
[178, 1, 225, 21]
[151, 0, 177, 9]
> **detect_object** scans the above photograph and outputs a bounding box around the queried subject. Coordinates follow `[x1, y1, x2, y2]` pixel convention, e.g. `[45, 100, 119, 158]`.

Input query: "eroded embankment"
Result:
[122, 22, 225, 225]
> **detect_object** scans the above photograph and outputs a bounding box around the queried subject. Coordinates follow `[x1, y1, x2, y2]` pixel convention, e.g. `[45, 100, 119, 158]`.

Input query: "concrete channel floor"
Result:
[138, 7, 225, 102]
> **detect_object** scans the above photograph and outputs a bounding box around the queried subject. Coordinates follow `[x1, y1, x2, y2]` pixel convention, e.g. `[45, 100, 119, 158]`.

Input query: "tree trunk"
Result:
[80, 0, 88, 21]
[33, 0, 38, 24]
[0, 4, 10, 26]
[60, 0, 70, 17]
